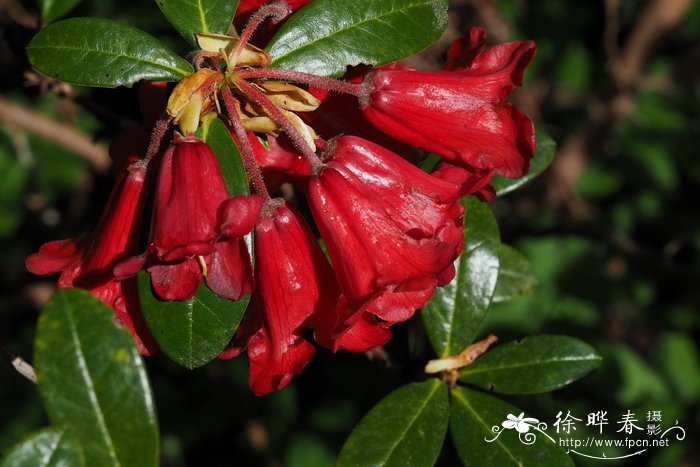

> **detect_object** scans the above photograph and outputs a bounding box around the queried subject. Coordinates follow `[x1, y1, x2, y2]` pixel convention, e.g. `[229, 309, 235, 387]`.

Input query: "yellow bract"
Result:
[167, 68, 223, 134]
[195, 33, 271, 68]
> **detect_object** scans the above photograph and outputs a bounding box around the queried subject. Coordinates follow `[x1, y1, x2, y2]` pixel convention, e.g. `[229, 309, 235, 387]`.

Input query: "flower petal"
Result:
[218, 194, 265, 238]
[204, 237, 254, 300]
[147, 257, 202, 301]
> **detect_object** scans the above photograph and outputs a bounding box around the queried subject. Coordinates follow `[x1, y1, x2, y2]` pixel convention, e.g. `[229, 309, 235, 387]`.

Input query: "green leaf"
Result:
[450, 387, 573, 466]
[460, 335, 602, 394]
[492, 244, 537, 304]
[0, 428, 84, 467]
[422, 197, 500, 358]
[27, 18, 193, 88]
[267, 0, 449, 77]
[337, 380, 449, 467]
[195, 115, 249, 196]
[156, 0, 237, 48]
[40, 0, 82, 24]
[34, 289, 159, 467]
[137, 272, 249, 369]
[491, 130, 556, 196]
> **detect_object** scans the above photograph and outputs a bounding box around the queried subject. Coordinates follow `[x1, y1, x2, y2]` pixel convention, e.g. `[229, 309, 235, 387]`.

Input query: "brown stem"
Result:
[0, 95, 110, 172]
[219, 86, 271, 199]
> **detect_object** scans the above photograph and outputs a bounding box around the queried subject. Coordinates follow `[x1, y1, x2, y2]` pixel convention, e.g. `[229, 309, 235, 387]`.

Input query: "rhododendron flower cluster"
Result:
[26, 1, 535, 395]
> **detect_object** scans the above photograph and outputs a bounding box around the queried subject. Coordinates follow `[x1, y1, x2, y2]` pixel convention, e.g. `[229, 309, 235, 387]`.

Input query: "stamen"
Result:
[197, 254, 208, 277]
[234, 78, 323, 171]
[237, 68, 363, 96]
[219, 85, 271, 200]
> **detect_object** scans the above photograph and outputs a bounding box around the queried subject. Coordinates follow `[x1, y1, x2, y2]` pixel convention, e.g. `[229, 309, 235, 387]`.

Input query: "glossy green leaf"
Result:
[156, 0, 237, 48]
[460, 335, 602, 394]
[450, 387, 573, 466]
[491, 130, 556, 196]
[422, 197, 500, 358]
[27, 18, 193, 88]
[0, 428, 84, 467]
[138, 272, 249, 369]
[195, 115, 249, 196]
[492, 244, 537, 304]
[34, 289, 159, 467]
[337, 380, 449, 467]
[40, 0, 82, 24]
[267, 0, 449, 77]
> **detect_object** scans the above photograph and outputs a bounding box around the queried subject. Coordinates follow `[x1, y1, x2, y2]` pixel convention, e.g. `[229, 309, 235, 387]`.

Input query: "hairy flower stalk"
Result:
[229, 2, 290, 67]
[236, 68, 364, 96]
[219, 85, 271, 199]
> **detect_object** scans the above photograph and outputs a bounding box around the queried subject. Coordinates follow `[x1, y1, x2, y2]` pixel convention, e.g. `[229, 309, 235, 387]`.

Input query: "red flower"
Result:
[245, 199, 338, 395]
[26, 161, 157, 355]
[235, 131, 310, 191]
[306, 136, 465, 350]
[359, 29, 536, 179]
[116, 135, 260, 301]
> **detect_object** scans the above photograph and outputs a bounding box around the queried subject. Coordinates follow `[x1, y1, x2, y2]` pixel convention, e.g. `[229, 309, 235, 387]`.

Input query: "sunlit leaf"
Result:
[35, 289, 159, 466]
[268, 0, 449, 77]
[492, 244, 537, 304]
[422, 197, 500, 357]
[27, 18, 193, 88]
[0, 428, 84, 467]
[450, 387, 573, 466]
[338, 380, 449, 467]
[156, 0, 237, 47]
[460, 335, 602, 394]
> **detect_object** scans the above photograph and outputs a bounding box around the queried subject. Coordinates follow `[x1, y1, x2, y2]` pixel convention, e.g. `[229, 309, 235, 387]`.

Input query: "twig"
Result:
[0, 345, 38, 384]
[612, 0, 694, 89]
[0, 95, 110, 173]
[545, 0, 694, 213]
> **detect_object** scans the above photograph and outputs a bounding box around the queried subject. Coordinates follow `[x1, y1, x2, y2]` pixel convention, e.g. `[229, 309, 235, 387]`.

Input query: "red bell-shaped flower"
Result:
[117, 135, 260, 301]
[245, 199, 339, 395]
[306, 136, 465, 349]
[26, 161, 157, 355]
[359, 29, 536, 179]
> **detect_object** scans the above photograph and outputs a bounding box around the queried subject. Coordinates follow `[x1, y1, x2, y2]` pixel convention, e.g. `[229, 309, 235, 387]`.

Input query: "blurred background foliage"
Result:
[1, 0, 699, 465]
